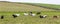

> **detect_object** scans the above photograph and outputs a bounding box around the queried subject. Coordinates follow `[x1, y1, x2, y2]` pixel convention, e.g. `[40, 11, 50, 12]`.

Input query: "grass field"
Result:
[0, 1, 60, 24]
[0, 11, 60, 24]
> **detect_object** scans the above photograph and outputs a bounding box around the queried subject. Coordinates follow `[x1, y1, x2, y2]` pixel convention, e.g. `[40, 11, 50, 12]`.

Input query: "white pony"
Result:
[43, 15, 47, 18]
[24, 13, 29, 16]
[31, 13, 36, 16]
[14, 14, 20, 16]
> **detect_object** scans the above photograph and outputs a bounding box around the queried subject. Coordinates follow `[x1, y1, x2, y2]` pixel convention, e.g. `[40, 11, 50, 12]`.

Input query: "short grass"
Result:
[0, 1, 60, 24]
[0, 2, 56, 12]
[0, 11, 60, 24]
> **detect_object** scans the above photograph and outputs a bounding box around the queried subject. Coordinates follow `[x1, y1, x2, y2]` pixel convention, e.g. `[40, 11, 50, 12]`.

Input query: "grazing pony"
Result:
[24, 12, 29, 16]
[12, 14, 20, 18]
[39, 15, 47, 18]
[29, 12, 33, 16]
[36, 12, 41, 15]
[31, 13, 36, 16]
[1, 15, 4, 19]
[53, 15, 59, 18]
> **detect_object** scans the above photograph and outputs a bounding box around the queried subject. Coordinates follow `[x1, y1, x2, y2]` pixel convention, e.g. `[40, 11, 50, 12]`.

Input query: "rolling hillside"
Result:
[21, 3, 60, 10]
[0, 1, 60, 24]
[0, 1, 57, 12]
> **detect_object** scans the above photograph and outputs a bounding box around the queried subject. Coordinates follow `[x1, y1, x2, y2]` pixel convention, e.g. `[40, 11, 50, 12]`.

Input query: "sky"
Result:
[0, 0, 60, 5]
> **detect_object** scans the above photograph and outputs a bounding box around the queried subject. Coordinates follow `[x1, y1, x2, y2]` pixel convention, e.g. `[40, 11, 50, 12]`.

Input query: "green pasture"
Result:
[0, 11, 60, 24]
[0, 1, 60, 24]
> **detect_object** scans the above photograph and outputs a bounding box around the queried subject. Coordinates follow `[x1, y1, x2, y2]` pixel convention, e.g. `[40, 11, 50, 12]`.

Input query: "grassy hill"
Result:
[0, 1, 60, 24]
[21, 3, 60, 10]
[0, 1, 57, 12]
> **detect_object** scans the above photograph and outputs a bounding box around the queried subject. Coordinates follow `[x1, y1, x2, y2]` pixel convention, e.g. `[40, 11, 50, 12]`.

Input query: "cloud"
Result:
[0, 0, 7, 1]
[0, 0, 60, 4]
